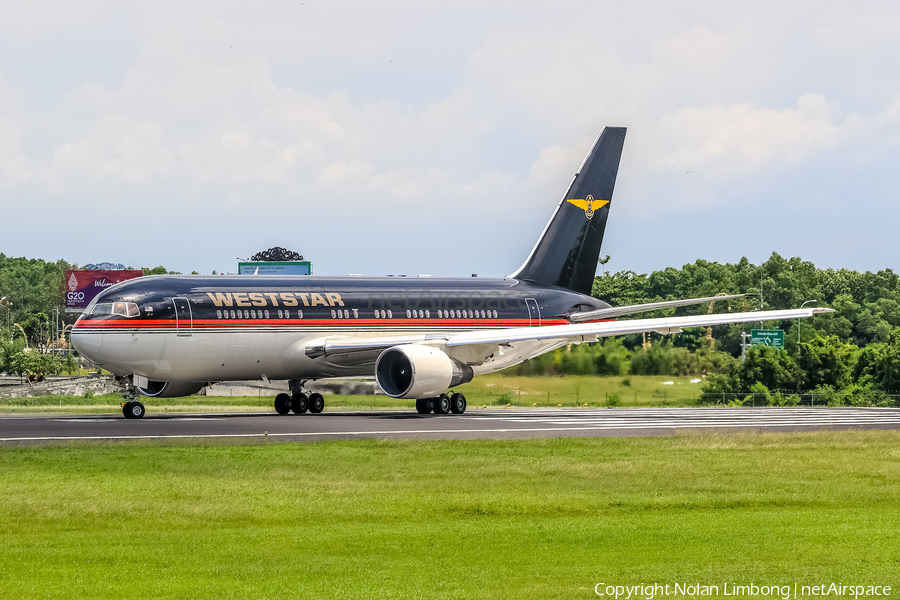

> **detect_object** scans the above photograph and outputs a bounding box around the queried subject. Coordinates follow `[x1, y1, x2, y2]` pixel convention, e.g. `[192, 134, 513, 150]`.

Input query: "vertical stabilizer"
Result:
[510, 127, 626, 295]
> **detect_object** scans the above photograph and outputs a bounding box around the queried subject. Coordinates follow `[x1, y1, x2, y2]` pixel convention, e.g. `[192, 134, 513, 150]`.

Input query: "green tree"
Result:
[0, 254, 73, 327]
[703, 346, 801, 395]
[853, 330, 900, 393]
[796, 336, 857, 390]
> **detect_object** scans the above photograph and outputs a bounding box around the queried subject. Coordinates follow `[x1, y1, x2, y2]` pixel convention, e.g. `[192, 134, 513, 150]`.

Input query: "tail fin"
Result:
[510, 126, 626, 295]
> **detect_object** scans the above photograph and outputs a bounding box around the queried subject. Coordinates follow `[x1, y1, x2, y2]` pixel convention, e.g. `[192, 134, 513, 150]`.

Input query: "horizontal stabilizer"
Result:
[569, 293, 752, 323]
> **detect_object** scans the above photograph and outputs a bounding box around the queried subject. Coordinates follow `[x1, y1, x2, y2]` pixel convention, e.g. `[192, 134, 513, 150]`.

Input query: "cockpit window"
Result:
[91, 302, 140, 318]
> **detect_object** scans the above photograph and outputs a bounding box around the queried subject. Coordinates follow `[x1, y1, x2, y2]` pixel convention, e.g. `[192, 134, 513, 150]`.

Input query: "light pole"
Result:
[0, 297, 10, 332]
[798, 300, 817, 346]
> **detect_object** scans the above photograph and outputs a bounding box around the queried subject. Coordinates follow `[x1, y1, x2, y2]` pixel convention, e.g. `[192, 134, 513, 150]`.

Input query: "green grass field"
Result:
[0, 375, 703, 414]
[1, 431, 898, 598]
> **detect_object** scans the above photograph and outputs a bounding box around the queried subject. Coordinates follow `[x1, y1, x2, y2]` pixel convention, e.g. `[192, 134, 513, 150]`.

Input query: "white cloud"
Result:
[0, 1, 899, 275]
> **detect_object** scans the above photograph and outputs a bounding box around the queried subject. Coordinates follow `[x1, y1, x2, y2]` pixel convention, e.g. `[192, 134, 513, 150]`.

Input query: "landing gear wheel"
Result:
[426, 397, 436, 413]
[308, 393, 325, 414]
[292, 392, 309, 414]
[123, 401, 145, 419]
[274, 393, 291, 415]
[434, 394, 451, 415]
[415, 398, 431, 414]
[450, 393, 467, 414]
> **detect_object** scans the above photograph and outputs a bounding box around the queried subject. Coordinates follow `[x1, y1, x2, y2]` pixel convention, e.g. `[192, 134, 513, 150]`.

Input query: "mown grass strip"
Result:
[1, 431, 898, 598]
[0, 375, 701, 414]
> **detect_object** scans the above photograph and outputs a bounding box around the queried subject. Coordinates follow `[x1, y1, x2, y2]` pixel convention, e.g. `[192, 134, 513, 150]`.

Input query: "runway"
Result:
[2, 406, 900, 443]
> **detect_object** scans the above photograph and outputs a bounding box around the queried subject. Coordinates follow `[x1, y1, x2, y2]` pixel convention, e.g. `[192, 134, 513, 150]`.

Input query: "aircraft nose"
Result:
[71, 330, 102, 360]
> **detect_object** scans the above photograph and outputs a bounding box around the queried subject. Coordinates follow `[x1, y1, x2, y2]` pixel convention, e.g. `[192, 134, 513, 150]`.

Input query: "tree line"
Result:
[515, 252, 900, 406]
[0, 255, 182, 378]
[1, 251, 899, 405]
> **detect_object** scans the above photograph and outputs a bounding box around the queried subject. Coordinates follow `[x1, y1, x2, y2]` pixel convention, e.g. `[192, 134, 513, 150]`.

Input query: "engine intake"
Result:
[137, 381, 207, 398]
[375, 345, 473, 399]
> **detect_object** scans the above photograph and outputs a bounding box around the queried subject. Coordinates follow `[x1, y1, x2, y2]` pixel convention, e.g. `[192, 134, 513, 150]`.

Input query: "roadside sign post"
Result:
[750, 329, 785, 349]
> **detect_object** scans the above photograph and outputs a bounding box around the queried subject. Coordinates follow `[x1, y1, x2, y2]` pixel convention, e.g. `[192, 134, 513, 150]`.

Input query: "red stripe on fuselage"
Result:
[72, 318, 573, 329]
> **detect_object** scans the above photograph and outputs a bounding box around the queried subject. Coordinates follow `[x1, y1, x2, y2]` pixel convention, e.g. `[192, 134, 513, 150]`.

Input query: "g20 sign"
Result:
[64, 270, 143, 313]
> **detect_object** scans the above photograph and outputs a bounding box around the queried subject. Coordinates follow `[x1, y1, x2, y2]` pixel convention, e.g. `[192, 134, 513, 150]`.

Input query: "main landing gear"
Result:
[416, 392, 467, 415]
[274, 391, 325, 415]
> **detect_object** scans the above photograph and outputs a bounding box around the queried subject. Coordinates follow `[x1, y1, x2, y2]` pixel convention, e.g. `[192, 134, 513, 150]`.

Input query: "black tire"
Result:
[309, 393, 325, 414]
[450, 393, 467, 414]
[426, 397, 436, 413]
[122, 402, 134, 419]
[415, 398, 430, 414]
[274, 393, 291, 415]
[292, 392, 309, 414]
[125, 401, 145, 419]
[434, 394, 451, 415]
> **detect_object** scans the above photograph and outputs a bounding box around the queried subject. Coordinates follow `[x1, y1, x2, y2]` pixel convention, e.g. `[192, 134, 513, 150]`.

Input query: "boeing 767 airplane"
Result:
[71, 127, 832, 418]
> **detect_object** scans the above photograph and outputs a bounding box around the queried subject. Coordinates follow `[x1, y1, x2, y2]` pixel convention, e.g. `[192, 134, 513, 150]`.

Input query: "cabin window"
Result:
[425, 310, 430, 318]
[298, 310, 303, 318]
[469, 310, 474, 319]
[284, 310, 290, 318]
[406, 310, 411, 318]
[374, 311, 380, 319]
[244, 310, 249, 319]
[264, 310, 270, 318]
[251, 310, 257, 319]
[216, 310, 222, 319]
[493, 310, 498, 318]
[332, 310, 337, 318]
[344, 310, 349, 319]
[387, 310, 392, 318]
[237, 310, 242, 319]
[278, 310, 283, 318]
[230, 310, 235, 319]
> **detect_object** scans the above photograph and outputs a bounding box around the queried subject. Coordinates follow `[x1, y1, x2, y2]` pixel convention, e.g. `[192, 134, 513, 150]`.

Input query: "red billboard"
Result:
[64, 270, 143, 313]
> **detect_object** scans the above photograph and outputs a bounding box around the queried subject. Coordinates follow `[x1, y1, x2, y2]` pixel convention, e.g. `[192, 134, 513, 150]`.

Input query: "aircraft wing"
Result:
[448, 307, 832, 347]
[307, 307, 833, 358]
[568, 293, 751, 322]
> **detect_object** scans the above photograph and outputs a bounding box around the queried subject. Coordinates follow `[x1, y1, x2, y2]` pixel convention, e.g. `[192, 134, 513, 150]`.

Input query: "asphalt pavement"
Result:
[2, 406, 899, 444]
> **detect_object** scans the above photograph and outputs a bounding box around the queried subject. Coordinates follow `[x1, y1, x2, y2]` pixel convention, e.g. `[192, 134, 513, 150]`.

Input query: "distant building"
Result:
[238, 247, 311, 275]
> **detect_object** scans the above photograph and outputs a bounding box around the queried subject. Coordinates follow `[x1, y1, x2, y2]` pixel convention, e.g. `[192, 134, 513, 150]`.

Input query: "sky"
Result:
[1, 1, 898, 278]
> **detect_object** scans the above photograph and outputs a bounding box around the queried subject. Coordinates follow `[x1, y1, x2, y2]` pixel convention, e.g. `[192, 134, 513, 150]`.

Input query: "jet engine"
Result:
[136, 381, 207, 398]
[375, 345, 474, 399]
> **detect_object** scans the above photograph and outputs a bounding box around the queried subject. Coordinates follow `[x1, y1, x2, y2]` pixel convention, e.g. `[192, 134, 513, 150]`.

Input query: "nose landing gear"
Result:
[122, 401, 146, 419]
[118, 377, 146, 419]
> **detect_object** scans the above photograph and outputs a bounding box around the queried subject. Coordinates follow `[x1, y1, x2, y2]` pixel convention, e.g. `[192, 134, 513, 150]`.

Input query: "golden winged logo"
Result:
[566, 195, 609, 220]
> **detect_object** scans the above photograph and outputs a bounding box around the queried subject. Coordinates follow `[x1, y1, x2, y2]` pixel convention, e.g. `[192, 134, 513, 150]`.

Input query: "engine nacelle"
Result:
[137, 381, 207, 398]
[375, 345, 474, 399]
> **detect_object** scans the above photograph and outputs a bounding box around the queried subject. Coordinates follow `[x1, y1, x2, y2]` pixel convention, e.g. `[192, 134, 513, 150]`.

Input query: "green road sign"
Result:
[751, 329, 785, 349]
